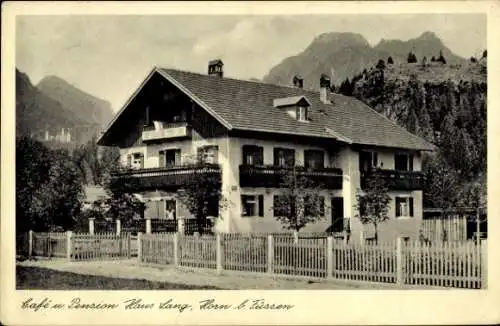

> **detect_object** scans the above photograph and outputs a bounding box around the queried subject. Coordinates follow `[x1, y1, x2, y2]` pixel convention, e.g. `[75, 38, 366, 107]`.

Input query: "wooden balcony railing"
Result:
[110, 164, 221, 191]
[142, 121, 191, 141]
[239, 165, 343, 189]
[360, 169, 424, 190]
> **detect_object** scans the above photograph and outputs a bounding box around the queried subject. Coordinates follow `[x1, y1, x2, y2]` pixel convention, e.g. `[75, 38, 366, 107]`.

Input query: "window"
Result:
[395, 197, 414, 218]
[359, 151, 378, 172]
[274, 148, 295, 167]
[304, 196, 325, 217]
[241, 195, 264, 217]
[395, 153, 414, 171]
[198, 145, 219, 164]
[164, 199, 176, 220]
[159, 149, 181, 167]
[242, 145, 264, 165]
[273, 195, 296, 217]
[296, 106, 308, 121]
[128, 153, 144, 169]
[304, 150, 325, 169]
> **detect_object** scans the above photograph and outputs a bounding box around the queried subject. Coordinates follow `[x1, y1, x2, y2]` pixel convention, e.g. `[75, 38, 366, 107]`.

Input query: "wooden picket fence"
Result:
[138, 233, 487, 289]
[22, 232, 133, 261]
[32, 232, 68, 258]
[71, 233, 132, 261]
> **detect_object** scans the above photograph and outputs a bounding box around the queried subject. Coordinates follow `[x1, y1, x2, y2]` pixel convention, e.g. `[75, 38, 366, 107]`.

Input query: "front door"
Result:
[331, 197, 344, 232]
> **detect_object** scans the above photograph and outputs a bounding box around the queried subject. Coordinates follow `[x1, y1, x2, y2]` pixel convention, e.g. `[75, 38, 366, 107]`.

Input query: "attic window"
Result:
[297, 106, 308, 121]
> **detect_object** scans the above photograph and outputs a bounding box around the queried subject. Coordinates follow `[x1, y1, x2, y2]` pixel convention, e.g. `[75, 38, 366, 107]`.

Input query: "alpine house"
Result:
[97, 59, 435, 242]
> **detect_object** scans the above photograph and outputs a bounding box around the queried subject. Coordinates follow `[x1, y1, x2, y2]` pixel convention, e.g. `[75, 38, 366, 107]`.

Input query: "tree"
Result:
[72, 136, 120, 185]
[482, 50, 487, 59]
[387, 56, 394, 65]
[176, 156, 227, 234]
[16, 136, 53, 233]
[16, 136, 84, 233]
[407, 52, 417, 63]
[423, 153, 461, 242]
[431, 56, 436, 62]
[272, 167, 326, 237]
[376, 59, 386, 70]
[437, 50, 447, 64]
[470, 56, 477, 63]
[422, 56, 428, 66]
[104, 172, 145, 226]
[355, 169, 391, 244]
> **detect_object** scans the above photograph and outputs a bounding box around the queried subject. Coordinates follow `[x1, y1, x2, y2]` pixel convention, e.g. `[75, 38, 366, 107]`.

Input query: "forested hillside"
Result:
[338, 55, 487, 208]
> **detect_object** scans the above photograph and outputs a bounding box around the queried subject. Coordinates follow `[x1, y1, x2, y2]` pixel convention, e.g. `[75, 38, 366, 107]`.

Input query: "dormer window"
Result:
[273, 95, 311, 123]
[297, 106, 308, 121]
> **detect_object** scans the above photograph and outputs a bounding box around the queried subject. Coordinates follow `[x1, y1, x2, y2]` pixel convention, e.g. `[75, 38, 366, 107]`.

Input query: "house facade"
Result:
[98, 60, 434, 242]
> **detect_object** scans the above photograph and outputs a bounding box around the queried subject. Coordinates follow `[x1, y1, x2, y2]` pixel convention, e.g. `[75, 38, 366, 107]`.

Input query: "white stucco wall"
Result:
[119, 132, 424, 240]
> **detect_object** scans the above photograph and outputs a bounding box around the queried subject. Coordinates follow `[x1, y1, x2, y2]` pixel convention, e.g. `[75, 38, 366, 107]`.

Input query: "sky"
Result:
[16, 14, 486, 112]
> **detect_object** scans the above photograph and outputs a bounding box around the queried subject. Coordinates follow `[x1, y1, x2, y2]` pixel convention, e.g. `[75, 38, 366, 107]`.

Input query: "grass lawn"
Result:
[16, 266, 221, 290]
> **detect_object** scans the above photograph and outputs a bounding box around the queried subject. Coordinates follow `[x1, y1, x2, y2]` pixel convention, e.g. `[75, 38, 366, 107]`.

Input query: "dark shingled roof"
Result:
[156, 68, 435, 151]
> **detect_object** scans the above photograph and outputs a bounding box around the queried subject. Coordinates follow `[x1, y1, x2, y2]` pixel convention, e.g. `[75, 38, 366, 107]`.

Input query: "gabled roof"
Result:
[273, 95, 311, 108]
[100, 66, 435, 151]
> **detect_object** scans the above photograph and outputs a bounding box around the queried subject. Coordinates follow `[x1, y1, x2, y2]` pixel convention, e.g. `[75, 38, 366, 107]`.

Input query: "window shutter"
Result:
[395, 197, 402, 217]
[127, 154, 132, 168]
[319, 196, 325, 216]
[409, 197, 414, 217]
[288, 149, 296, 166]
[158, 199, 165, 218]
[273, 148, 280, 166]
[159, 150, 165, 167]
[139, 153, 144, 169]
[258, 195, 264, 217]
[256, 147, 263, 165]
[409, 154, 414, 171]
[174, 149, 181, 166]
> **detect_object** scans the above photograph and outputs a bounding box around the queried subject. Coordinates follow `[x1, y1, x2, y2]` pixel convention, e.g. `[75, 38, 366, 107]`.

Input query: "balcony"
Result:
[239, 165, 343, 189]
[110, 164, 221, 191]
[142, 121, 191, 142]
[360, 169, 424, 191]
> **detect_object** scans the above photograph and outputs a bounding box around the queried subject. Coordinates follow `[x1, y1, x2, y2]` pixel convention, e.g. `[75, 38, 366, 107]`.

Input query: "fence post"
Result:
[173, 232, 179, 267]
[146, 218, 152, 234]
[66, 231, 73, 261]
[216, 233, 223, 275]
[481, 239, 488, 289]
[137, 232, 142, 263]
[267, 235, 274, 274]
[327, 236, 334, 278]
[396, 236, 404, 286]
[28, 230, 33, 258]
[116, 219, 121, 236]
[178, 218, 185, 234]
[88, 218, 95, 235]
[127, 233, 132, 259]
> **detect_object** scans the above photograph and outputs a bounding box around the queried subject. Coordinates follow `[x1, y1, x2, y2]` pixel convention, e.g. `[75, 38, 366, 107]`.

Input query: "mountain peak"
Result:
[312, 32, 370, 48]
[417, 31, 439, 41]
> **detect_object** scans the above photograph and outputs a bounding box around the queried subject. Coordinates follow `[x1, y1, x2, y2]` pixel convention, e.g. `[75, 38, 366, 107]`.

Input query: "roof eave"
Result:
[156, 68, 233, 130]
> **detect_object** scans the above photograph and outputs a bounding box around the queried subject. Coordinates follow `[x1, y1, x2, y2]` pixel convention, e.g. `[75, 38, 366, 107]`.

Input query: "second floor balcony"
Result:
[142, 121, 192, 142]
[360, 169, 424, 191]
[110, 163, 221, 191]
[239, 165, 343, 190]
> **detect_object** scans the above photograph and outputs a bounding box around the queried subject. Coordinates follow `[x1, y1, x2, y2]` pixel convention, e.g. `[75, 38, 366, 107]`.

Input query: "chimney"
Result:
[208, 59, 224, 78]
[293, 75, 304, 88]
[320, 73, 331, 104]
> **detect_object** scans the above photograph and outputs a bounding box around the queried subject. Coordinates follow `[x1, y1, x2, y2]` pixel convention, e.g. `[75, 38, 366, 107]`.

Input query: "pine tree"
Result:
[387, 56, 394, 65]
[376, 59, 386, 70]
[437, 50, 447, 64]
